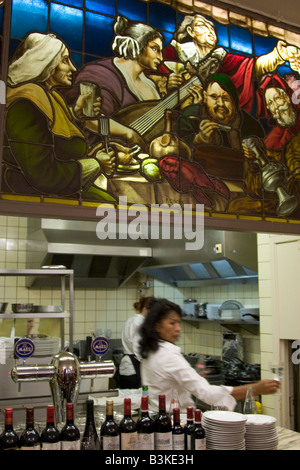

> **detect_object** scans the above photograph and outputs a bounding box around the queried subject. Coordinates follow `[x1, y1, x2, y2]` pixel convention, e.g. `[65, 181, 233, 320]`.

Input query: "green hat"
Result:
[205, 73, 239, 109]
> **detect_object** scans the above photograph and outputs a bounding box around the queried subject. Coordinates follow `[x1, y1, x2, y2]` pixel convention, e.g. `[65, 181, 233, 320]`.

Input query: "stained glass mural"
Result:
[1, 0, 300, 231]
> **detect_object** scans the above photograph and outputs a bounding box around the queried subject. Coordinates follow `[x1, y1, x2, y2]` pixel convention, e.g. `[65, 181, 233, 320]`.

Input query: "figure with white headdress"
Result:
[3, 32, 141, 201]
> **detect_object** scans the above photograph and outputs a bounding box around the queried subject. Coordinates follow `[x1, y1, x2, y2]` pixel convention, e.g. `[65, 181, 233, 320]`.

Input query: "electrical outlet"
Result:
[214, 243, 222, 253]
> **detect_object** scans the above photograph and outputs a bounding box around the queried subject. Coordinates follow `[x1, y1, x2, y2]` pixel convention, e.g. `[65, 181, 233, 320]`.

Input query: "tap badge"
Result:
[92, 336, 109, 357]
[14, 338, 35, 359]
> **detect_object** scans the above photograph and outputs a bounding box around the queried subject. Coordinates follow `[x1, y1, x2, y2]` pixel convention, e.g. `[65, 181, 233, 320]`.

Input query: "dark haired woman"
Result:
[140, 298, 279, 411]
[118, 296, 155, 389]
[66, 16, 168, 119]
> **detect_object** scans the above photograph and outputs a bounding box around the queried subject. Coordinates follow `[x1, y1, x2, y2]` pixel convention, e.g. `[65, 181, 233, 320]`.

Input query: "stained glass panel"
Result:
[230, 24, 253, 55]
[85, 0, 116, 16]
[85, 12, 114, 57]
[149, 2, 176, 33]
[11, 0, 48, 38]
[49, 3, 83, 50]
[117, 0, 147, 23]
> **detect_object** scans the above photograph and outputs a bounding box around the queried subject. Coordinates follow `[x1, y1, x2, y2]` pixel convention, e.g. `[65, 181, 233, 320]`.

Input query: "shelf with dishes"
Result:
[182, 316, 259, 334]
[182, 301, 259, 333]
[0, 269, 74, 351]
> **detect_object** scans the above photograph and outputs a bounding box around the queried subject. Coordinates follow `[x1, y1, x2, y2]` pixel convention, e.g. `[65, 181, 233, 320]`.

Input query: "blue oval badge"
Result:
[92, 336, 109, 357]
[15, 338, 35, 359]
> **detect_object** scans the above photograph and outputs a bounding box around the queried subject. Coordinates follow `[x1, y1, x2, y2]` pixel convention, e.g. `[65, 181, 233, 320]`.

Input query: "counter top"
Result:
[277, 426, 300, 450]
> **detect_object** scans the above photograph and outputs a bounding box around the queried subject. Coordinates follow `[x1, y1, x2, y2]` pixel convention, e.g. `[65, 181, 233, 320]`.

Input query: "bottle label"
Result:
[186, 434, 192, 450]
[195, 438, 206, 450]
[137, 433, 154, 450]
[20, 444, 41, 450]
[61, 440, 80, 450]
[102, 435, 120, 450]
[155, 432, 172, 450]
[42, 442, 61, 450]
[120, 432, 138, 450]
[172, 434, 185, 450]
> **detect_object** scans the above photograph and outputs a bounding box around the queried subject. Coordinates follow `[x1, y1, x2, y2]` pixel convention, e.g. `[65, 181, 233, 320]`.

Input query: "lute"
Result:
[114, 75, 201, 142]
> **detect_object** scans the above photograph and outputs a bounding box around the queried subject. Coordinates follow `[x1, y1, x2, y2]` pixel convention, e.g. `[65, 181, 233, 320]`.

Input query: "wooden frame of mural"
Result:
[1, 0, 300, 234]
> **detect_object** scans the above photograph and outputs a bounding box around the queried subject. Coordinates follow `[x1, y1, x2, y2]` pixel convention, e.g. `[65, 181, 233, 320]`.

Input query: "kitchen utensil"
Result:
[99, 115, 110, 152]
[0, 302, 8, 313]
[11, 303, 33, 313]
[32, 305, 63, 313]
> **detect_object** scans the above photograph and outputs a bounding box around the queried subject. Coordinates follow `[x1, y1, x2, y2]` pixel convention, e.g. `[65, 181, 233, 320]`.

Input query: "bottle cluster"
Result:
[0, 394, 206, 451]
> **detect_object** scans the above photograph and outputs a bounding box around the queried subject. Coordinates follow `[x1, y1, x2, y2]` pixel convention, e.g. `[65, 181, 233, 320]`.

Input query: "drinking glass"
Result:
[270, 362, 284, 395]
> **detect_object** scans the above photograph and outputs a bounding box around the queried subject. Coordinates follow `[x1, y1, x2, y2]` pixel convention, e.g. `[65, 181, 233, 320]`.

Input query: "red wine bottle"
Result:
[41, 405, 61, 450]
[60, 403, 80, 450]
[172, 408, 184, 450]
[119, 398, 137, 450]
[184, 406, 195, 450]
[0, 408, 19, 450]
[154, 394, 172, 450]
[19, 407, 41, 450]
[191, 409, 206, 450]
[81, 399, 100, 450]
[100, 400, 120, 450]
[136, 395, 155, 450]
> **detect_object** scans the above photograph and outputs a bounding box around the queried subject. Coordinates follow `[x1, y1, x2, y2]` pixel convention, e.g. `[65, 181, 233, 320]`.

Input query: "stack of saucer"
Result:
[245, 414, 278, 450]
[202, 410, 247, 450]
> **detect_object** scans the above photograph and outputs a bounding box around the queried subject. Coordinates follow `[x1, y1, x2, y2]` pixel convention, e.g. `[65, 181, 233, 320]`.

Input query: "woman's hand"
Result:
[167, 72, 183, 92]
[95, 148, 116, 176]
[252, 379, 280, 395]
[74, 94, 101, 119]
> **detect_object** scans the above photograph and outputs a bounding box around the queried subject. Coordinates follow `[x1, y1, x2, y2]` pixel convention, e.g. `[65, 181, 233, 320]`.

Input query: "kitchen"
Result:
[0, 213, 299, 448]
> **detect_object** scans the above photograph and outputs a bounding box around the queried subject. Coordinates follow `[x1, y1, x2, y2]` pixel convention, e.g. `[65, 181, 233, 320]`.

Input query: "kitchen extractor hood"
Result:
[26, 218, 152, 288]
[26, 219, 258, 288]
[138, 230, 258, 287]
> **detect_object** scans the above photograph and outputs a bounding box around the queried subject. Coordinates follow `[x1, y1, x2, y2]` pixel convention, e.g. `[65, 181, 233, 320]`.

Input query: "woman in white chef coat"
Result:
[139, 298, 279, 411]
[118, 296, 155, 389]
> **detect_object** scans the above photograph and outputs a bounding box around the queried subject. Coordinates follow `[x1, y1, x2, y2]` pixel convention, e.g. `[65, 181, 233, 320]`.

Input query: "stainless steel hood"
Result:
[138, 230, 258, 287]
[26, 218, 152, 288]
[26, 219, 257, 288]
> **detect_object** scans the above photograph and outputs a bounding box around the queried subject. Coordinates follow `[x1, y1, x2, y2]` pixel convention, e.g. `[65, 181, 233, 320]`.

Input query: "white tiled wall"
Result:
[0, 216, 260, 361]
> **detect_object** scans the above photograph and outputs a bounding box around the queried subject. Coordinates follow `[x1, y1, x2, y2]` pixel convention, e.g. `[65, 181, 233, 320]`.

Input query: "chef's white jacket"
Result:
[119, 313, 144, 376]
[141, 340, 237, 412]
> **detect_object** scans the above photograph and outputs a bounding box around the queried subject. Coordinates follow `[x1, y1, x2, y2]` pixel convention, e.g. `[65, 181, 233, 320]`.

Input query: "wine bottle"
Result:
[19, 407, 41, 450]
[191, 409, 206, 450]
[184, 406, 195, 450]
[149, 109, 191, 161]
[141, 385, 152, 412]
[136, 395, 155, 450]
[60, 403, 80, 450]
[119, 398, 138, 450]
[0, 408, 19, 450]
[41, 405, 61, 450]
[100, 400, 120, 450]
[81, 399, 100, 450]
[172, 408, 184, 450]
[154, 394, 172, 451]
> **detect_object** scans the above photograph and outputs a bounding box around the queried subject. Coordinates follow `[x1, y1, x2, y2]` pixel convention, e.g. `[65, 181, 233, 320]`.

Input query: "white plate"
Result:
[245, 414, 277, 425]
[203, 410, 247, 423]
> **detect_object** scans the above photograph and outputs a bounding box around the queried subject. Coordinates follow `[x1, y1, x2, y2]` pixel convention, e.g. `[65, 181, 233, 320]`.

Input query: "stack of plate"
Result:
[245, 414, 278, 450]
[29, 336, 60, 357]
[202, 410, 247, 450]
[206, 304, 220, 320]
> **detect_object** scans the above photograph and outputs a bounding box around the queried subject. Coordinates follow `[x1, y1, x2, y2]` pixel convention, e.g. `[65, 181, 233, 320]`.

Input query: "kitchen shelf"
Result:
[0, 269, 74, 351]
[182, 317, 259, 334]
